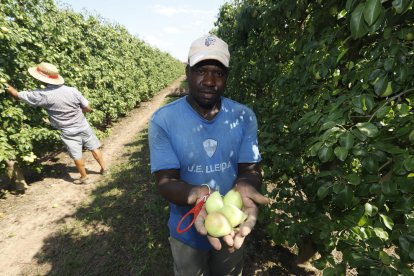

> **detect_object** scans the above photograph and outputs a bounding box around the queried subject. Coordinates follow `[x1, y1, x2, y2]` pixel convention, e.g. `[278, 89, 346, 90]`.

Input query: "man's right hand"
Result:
[3, 83, 19, 98]
[190, 185, 236, 250]
[192, 183, 269, 251]
[193, 199, 235, 251]
[187, 184, 210, 205]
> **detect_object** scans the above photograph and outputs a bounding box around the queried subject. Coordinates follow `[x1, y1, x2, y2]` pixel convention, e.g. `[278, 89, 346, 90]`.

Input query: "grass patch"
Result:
[33, 130, 172, 275]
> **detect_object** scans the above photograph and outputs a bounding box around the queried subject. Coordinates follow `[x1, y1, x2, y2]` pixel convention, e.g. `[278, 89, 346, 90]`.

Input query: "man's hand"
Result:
[189, 185, 234, 250]
[193, 200, 235, 251]
[187, 184, 210, 205]
[3, 83, 19, 99]
[233, 182, 269, 249]
[192, 183, 269, 251]
[82, 105, 92, 113]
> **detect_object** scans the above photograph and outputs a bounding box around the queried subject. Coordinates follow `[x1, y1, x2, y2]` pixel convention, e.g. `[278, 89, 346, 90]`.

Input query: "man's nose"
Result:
[202, 72, 215, 87]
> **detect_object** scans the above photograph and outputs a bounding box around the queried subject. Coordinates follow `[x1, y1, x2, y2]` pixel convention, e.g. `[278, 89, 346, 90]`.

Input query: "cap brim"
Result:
[28, 67, 65, 85]
[189, 51, 229, 67]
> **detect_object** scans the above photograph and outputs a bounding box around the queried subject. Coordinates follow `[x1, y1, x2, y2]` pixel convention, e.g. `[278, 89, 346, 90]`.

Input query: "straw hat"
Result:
[28, 62, 64, 85]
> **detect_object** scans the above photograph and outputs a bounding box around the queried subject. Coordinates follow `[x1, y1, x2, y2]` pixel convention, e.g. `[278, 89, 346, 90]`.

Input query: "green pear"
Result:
[204, 212, 232, 237]
[223, 189, 243, 209]
[381, 81, 393, 97]
[1, 27, 10, 33]
[219, 203, 248, 227]
[205, 191, 223, 214]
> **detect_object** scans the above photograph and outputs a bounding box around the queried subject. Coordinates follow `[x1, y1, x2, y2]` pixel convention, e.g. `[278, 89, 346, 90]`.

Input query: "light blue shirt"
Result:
[18, 85, 90, 132]
[149, 96, 261, 250]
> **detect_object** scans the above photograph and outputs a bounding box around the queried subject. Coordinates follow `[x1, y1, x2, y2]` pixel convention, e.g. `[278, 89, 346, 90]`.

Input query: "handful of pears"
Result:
[204, 189, 248, 238]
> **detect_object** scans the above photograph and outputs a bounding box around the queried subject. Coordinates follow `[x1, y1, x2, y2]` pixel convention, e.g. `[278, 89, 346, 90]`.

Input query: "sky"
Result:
[57, 0, 229, 62]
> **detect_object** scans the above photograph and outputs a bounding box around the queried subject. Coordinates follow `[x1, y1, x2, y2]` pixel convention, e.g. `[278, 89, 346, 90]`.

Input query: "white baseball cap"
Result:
[188, 35, 230, 67]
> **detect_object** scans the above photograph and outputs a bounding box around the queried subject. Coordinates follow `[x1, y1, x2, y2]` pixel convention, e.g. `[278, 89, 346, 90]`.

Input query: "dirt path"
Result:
[0, 76, 185, 276]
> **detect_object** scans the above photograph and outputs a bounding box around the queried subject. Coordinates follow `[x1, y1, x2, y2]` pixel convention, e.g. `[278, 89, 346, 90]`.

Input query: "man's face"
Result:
[186, 59, 228, 109]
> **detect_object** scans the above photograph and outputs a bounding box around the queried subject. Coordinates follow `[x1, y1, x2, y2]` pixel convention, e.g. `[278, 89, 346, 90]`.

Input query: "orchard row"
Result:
[0, 0, 184, 173]
[216, 0, 414, 274]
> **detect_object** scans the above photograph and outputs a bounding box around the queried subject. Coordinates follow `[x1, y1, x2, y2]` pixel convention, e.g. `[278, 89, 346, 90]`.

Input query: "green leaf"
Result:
[376, 106, 391, 119]
[346, 0, 358, 12]
[338, 185, 354, 207]
[399, 236, 410, 253]
[364, 202, 378, 216]
[362, 156, 378, 174]
[348, 251, 367, 266]
[318, 146, 333, 163]
[322, 127, 341, 142]
[358, 215, 368, 226]
[351, 128, 368, 141]
[336, 48, 348, 64]
[356, 122, 379, 137]
[403, 156, 414, 171]
[382, 180, 398, 196]
[317, 183, 331, 199]
[392, 0, 411, 13]
[320, 121, 337, 131]
[394, 195, 414, 211]
[395, 126, 411, 138]
[395, 66, 408, 84]
[379, 251, 393, 265]
[368, 8, 385, 33]
[383, 27, 392, 39]
[380, 214, 394, 230]
[374, 227, 389, 240]
[394, 157, 408, 175]
[409, 246, 414, 261]
[363, 0, 382, 26]
[374, 75, 388, 96]
[374, 142, 406, 154]
[323, 267, 336, 276]
[332, 182, 343, 194]
[347, 174, 361, 185]
[384, 58, 395, 73]
[369, 183, 382, 194]
[339, 132, 354, 149]
[362, 95, 375, 112]
[309, 141, 323, 156]
[350, 3, 369, 39]
[397, 103, 410, 116]
[334, 146, 348, 161]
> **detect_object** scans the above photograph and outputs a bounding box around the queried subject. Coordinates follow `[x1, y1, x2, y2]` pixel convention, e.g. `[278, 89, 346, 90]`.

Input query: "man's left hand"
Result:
[232, 183, 269, 249]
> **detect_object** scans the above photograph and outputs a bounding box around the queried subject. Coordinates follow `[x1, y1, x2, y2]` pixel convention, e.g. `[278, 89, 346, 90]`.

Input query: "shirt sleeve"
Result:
[17, 90, 47, 107]
[238, 108, 262, 163]
[73, 88, 89, 108]
[148, 116, 180, 173]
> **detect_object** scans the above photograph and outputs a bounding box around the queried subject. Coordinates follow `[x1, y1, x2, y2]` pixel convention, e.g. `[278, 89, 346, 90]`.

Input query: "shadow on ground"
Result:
[23, 130, 314, 276]
[25, 131, 172, 275]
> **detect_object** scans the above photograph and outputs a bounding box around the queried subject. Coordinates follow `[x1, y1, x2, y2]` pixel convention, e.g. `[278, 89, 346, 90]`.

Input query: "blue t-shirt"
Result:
[149, 96, 261, 250]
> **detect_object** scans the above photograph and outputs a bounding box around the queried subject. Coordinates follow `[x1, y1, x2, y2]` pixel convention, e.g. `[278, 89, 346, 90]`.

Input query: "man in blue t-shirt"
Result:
[149, 35, 269, 275]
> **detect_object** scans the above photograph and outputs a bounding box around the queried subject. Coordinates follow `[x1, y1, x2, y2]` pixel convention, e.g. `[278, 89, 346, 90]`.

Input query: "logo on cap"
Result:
[205, 36, 216, 47]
